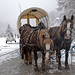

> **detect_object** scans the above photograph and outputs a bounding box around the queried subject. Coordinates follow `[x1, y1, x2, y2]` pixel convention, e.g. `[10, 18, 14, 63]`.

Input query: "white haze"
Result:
[0, 0, 57, 35]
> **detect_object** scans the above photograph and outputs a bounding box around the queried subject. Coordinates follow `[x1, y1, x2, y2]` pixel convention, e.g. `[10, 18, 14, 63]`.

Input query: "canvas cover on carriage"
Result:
[17, 7, 50, 34]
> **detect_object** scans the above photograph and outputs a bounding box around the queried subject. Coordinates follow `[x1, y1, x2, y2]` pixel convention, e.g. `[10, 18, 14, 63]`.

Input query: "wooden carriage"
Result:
[17, 7, 49, 32]
[17, 7, 50, 58]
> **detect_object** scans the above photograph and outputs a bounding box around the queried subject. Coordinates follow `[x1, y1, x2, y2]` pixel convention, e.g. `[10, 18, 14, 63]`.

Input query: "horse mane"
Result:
[40, 29, 49, 37]
[58, 24, 63, 39]
[37, 22, 46, 30]
[38, 29, 50, 47]
[19, 22, 46, 33]
[23, 24, 31, 27]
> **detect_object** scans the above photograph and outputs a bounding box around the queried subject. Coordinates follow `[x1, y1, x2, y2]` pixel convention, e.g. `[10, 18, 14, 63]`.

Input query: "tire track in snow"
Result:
[0, 49, 20, 65]
[0, 49, 19, 57]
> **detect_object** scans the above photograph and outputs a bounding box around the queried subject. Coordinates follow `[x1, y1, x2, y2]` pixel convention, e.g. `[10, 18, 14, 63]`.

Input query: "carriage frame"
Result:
[17, 7, 50, 59]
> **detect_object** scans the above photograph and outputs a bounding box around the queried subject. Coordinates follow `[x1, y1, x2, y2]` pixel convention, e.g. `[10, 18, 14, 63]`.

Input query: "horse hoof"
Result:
[42, 68, 45, 71]
[34, 68, 39, 72]
[65, 65, 70, 69]
[29, 62, 32, 64]
[58, 66, 63, 70]
[25, 61, 28, 65]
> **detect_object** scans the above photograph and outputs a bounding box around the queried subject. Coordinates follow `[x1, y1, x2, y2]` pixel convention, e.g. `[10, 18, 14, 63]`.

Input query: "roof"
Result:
[18, 7, 49, 20]
[17, 7, 49, 32]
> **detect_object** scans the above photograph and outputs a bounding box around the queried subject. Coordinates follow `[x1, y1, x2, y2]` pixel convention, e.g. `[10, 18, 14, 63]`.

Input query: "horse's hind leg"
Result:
[34, 51, 39, 71]
[42, 51, 45, 71]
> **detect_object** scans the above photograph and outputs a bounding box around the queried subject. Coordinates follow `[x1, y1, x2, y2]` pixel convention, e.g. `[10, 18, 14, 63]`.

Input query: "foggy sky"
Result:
[0, 0, 57, 33]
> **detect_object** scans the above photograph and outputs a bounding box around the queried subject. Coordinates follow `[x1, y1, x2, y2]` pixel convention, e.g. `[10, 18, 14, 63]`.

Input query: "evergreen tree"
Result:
[57, 0, 75, 20]
[6, 24, 13, 37]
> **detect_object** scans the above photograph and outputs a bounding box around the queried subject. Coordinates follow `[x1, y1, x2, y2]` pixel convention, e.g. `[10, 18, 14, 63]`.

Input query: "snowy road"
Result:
[0, 37, 75, 75]
[0, 37, 19, 65]
[0, 49, 75, 75]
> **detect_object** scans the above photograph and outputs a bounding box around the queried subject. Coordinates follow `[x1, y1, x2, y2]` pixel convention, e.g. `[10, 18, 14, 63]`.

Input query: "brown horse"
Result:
[48, 15, 74, 69]
[19, 23, 53, 71]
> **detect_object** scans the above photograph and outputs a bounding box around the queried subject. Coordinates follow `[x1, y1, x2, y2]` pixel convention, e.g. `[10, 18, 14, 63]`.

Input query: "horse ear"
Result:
[42, 35, 45, 39]
[63, 15, 66, 20]
[71, 15, 74, 20]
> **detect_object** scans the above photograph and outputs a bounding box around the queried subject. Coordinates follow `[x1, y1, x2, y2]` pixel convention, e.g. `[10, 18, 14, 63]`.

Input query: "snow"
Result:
[0, 37, 19, 55]
[36, 40, 75, 73]
[0, 37, 19, 65]
[0, 37, 75, 73]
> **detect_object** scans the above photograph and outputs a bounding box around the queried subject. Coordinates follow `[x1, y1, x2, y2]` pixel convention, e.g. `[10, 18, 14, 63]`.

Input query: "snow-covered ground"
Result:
[0, 37, 19, 55]
[0, 37, 75, 74]
[0, 37, 19, 65]
[0, 37, 75, 69]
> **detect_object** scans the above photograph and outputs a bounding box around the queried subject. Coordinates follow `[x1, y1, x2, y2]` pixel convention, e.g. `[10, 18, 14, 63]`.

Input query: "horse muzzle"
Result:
[64, 35, 71, 39]
[64, 30, 72, 39]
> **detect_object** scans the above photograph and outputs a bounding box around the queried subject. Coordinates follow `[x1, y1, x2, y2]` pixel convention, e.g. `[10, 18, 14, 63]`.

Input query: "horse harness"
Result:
[20, 27, 53, 53]
[58, 23, 72, 48]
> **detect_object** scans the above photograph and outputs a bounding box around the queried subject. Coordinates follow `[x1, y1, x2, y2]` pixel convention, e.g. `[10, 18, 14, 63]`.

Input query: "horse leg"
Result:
[34, 51, 38, 71]
[24, 50, 28, 64]
[57, 49, 62, 70]
[24, 54, 26, 64]
[29, 51, 32, 64]
[56, 49, 59, 62]
[52, 50, 56, 56]
[42, 51, 45, 71]
[65, 49, 69, 69]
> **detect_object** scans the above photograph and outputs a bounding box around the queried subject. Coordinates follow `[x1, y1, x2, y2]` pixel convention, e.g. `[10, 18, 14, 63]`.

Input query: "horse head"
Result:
[39, 29, 53, 60]
[59, 15, 74, 40]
